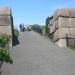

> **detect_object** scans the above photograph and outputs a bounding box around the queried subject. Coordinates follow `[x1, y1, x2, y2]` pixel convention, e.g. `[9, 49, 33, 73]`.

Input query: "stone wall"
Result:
[46, 8, 75, 47]
[0, 7, 14, 47]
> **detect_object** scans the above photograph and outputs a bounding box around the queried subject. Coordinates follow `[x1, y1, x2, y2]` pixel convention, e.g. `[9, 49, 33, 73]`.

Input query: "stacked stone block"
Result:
[0, 7, 14, 47]
[46, 8, 75, 47]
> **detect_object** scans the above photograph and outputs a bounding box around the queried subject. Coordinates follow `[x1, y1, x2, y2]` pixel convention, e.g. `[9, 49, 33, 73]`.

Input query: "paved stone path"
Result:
[1, 31, 75, 75]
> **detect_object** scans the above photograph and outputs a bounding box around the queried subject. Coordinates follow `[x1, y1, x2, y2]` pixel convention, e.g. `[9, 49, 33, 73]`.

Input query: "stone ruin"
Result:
[46, 8, 75, 47]
[0, 7, 14, 47]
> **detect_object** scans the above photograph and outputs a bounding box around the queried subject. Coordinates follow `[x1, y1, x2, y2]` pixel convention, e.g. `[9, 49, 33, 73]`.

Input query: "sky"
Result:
[0, 0, 75, 28]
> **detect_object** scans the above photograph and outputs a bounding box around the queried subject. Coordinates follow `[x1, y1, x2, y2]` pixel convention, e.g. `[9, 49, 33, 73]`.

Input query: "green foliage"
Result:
[0, 34, 13, 64]
[0, 48, 13, 64]
[30, 24, 42, 34]
[0, 34, 11, 48]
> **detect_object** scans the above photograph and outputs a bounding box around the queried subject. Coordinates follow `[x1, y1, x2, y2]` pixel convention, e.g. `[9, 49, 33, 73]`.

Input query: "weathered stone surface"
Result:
[0, 16, 11, 26]
[53, 28, 75, 41]
[50, 24, 55, 33]
[70, 18, 75, 28]
[0, 7, 14, 47]
[53, 8, 69, 21]
[0, 7, 12, 34]
[58, 17, 70, 28]
[0, 7, 11, 15]
[55, 39, 67, 47]
[0, 26, 12, 35]
[57, 17, 75, 28]
[53, 28, 68, 41]
[53, 8, 75, 21]
[46, 8, 75, 47]
[69, 8, 75, 17]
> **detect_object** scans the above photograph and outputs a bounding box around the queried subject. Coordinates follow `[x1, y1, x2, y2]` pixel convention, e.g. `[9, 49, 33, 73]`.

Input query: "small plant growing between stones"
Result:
[0, 34, 13, 64]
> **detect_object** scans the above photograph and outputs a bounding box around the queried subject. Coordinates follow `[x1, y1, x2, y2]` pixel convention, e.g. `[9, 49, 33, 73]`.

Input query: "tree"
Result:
[31, 24, 42, 34]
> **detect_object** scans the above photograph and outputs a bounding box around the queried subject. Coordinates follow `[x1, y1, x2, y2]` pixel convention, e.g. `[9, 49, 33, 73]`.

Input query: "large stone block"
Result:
[53, 17, 75, 29]
[53, 8, 69, 21]
[53, 8, 75, 21]
[59, 17, 75, 28]
[0, 16, 11, 26]
[49, 19, 58, 34]
[70, 18, 75, 28]
[54, 19, 58, 29]
[53, 28, 75, 41]
[50, 24, 55, 33]
[0, 7, 14, 47]
[55, 39, 67, 47]
[69, 8, 75, 18]
[0, 7, 11, 15]
[0, 26, 12, 35]
[58, 17, 70, 28]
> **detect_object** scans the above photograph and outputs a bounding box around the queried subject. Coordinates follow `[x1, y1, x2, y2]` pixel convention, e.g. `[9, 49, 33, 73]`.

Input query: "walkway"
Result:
[1, 31, 75, 75]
